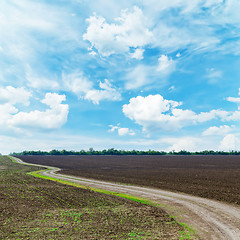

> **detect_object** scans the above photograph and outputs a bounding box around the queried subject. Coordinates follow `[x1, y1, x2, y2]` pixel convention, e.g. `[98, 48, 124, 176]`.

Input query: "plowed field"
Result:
[18, 155, 240, 205]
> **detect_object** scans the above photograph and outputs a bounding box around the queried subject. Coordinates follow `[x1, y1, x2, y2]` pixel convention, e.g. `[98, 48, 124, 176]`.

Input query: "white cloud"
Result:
[109, 124, 120, 132]
[83, 6, 153, 56]
[122, 94, 231, 133]
[9, 93, 69, 129]
[0, 86, 32, 130]
[0, 104, 18, 127]
[157, 55, 175, 74]
[131, 48, 144, 60]
[202, 125, 234, 136]
[26, 68, 59, 90]
[225, 111, 240, 121]
[223, 89, 240, 121]
[219, 134, 240, 151]
[63, 72, 121, 104]
[227, 88, 240, 109]
[85, 79, 121, 104]
[118, 128, 134, 136]
[125, 55, 176, 90]
[0, 86, 32, 106]
[109, 124, 135, 136]
[227, 97, 240, 105]
[89, 51, 97, 56]
[63, 71, 93, 97]
[168, 86, 176, 92]
[164, 137, 200, 152]
[125, 65, 149, 90]
[196, 110, 229, 122]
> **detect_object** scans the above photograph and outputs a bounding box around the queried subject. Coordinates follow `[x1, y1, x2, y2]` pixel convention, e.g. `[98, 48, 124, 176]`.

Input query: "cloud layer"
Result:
[0, 88, 69, 131]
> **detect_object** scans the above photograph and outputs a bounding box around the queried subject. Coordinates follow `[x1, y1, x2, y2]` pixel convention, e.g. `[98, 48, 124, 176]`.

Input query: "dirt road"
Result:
[12, 156, 240, 240]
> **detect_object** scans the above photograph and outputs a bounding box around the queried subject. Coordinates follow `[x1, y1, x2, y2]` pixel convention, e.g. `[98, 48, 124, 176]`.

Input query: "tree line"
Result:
[11, 148, 240, 156]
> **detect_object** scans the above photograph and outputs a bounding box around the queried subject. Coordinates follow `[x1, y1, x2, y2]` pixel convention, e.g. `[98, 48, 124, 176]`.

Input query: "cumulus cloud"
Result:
[157, 55, 175, 75]
[109, 124, 135, 136]
[0, 86, 32, 129]
[63, 71, 93, 97]
[9, 93, 69, 129]
[227, 88, 240, 109]
[0, 104, 18, 127]
[122, 94, 231, 133]
[85, 79, 121, 104]
[0, 86, 32, 106]
[164, 137, 200, 152]
[219, 134, 240, 151]
[225, 111, 240, 121]
[63, 72, 121, 104]
[131, 48, 144, 60]
[83, 6, 153, 57]
[202, 125, 234, 136]
[227, 97, 240, 105]
[196, 110, 229, 122]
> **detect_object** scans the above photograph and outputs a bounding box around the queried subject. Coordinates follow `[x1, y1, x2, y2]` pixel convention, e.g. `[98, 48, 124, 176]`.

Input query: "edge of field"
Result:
[9, 156, 197, 239]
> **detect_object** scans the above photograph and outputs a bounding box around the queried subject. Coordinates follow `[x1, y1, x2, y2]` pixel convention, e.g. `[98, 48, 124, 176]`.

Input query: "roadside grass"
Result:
[0, 156, 195, 239]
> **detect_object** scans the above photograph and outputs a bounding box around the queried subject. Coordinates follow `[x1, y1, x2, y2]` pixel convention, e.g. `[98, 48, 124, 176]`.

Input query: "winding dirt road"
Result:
[12, 156, 240, 240]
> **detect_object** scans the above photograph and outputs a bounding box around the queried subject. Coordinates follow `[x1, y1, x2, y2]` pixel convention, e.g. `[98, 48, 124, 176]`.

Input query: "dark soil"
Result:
[18, 155, 240, 205]
[0, 156, 185, 239]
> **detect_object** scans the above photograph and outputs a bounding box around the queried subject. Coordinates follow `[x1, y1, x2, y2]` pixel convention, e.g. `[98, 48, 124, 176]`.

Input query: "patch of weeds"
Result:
[178, 222, 197, 240]
[47, 228, 59, 232]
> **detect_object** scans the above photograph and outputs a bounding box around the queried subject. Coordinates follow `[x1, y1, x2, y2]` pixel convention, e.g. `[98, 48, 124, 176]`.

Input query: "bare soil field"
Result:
[0, 156, 185, 239]
[18, 155, 240, 205]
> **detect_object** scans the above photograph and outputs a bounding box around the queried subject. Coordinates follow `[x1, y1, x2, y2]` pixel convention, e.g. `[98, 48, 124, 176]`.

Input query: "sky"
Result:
[1, 0, 240, 154]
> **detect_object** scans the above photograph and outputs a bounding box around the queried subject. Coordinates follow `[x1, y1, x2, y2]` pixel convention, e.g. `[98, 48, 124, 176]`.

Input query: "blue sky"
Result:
[1, 0, 240, 154]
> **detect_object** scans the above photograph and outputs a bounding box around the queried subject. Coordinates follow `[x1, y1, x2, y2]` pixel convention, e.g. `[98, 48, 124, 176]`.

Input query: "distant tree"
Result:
[49, 149, 61, 155]
[12, 149, 240, 156]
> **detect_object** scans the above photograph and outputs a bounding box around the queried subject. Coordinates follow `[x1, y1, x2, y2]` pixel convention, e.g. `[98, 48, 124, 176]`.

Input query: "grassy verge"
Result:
[2, 156, 197, 239]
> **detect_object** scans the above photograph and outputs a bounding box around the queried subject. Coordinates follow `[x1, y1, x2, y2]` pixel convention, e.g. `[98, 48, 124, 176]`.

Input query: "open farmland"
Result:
[0, 156, 187, 239]
[18, 155, 240, 205]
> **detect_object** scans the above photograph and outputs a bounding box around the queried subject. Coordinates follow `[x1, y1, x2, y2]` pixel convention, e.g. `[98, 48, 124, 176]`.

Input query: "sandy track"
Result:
[12, 156, 240, 240]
